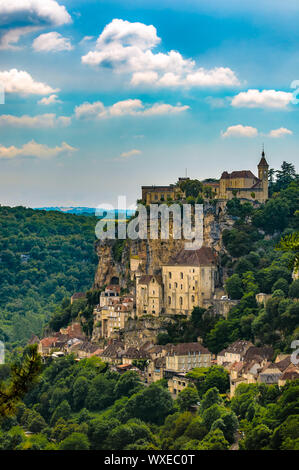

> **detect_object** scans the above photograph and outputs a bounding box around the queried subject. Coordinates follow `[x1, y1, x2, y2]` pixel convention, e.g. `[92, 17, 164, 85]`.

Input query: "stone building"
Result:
[165, 342, 211, 373]
[217, 152, 269, 203]
[136, 274, 163, 316]
[162, 246, 217, 314]
[141, 184, 185, 204]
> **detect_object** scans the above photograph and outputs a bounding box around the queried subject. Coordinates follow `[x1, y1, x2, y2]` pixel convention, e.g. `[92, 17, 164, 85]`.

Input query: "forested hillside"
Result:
[0, 353, 297, 450]
[0, 207, 98, 349]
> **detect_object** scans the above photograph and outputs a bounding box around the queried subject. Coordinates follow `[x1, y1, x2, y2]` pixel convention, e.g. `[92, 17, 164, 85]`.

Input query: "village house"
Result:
[147, 356, 166, 384]
[217, 340, 254, 366]
[70, 292, 86, 304]
[165, 342, 211, 373]
[120, 346, 149, 365]
[93, 289, 134, 339]
[100, 341, 125, 364]
[167, 373, 193, 396]
[99, 285, 120, 307]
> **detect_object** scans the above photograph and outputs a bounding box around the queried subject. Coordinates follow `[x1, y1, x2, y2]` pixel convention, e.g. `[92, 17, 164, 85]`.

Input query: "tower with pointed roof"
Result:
[258, 149, 269, 202]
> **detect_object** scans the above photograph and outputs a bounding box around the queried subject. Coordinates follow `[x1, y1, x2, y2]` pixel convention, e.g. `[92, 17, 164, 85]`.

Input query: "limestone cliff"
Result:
[93, 202, 235, 289]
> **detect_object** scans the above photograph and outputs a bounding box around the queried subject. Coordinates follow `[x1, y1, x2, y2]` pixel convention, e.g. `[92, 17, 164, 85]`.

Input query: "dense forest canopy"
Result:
[0, 207, 98, 350]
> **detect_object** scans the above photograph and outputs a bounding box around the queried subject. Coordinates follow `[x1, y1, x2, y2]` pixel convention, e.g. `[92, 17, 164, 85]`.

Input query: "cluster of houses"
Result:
[217, 340, 299, 396]
[34, 322, 299, 398]
[92, 285, 134, 340]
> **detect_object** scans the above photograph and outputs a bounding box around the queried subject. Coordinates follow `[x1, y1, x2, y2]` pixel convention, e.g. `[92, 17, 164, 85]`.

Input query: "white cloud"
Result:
[0, 0, 72, 49]
[82, 18, 239, 88]
[75, 99, 189, 119]
[38, 94, 61, 105]
[268, 127, 293, 138]
[0, 26, 39, 50]
[33, 32, 73, 52]
[120, 149, 142, 159]
[79, 36, 94, 44]
[0, 113, 70, 128]
[0, 69, 59, 95]
[0, 140, 76, 160]
[231, 89, 293, 109]
[221, 125, 258, 138]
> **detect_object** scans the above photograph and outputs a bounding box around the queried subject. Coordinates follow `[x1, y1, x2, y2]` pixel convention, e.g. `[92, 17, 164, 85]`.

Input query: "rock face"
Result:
[93, 202, 235, 289]
[118, 317, 169, 349]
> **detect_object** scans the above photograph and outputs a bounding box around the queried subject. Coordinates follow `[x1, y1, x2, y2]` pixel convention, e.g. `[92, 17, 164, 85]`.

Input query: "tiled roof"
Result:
[167, 246, 216, 267]
[258, 153, 269, 167]
[101, 341, 124, 358]
[122, 347, 149, 359]
[224, 340, 253, 355]
[244, 346, 274, 362]
[71, 292, 86, 300]
[138, 274, 154, 285]
[281, 369, 299, 381]
[40, 337, 57, 347]
[275, 356, 291, 372]
[167, 342, 210, 356]
[221, 170, 258, 180]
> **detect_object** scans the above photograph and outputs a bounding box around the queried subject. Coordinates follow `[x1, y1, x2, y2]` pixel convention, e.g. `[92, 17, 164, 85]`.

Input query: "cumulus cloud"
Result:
[0, 69, 59, 95]
[75, 99, 189, 119]
[268, 127, 293, 138]
[0, 0, 72, 49]
[33, 32, 73, 52]
[231, 89, 293, 109]
[0, 140, 76, 160]
[82, 19, 239, 88]
[0, 113, 70, 128]
[38, 94, 61, 105]
[221, 125, 258, 138]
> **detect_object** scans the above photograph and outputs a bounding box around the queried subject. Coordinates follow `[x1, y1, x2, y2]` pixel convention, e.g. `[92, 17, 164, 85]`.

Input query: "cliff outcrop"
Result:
[93, 202, 235, 289]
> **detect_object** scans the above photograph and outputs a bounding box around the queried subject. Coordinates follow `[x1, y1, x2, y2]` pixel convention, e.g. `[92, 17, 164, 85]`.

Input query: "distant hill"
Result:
[35, 206, 135, 218]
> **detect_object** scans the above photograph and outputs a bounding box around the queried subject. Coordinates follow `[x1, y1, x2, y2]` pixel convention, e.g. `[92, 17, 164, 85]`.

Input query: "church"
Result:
[216, 151, 269, 203]
[141, 151, 269, 204]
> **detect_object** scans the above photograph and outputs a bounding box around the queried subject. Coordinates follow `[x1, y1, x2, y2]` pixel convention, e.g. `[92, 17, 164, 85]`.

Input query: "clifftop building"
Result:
[217, 152, 269, 203]
[141, 152, 269, 204]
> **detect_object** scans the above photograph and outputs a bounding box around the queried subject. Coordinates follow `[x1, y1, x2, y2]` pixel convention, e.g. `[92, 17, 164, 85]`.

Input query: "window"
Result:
[168, 296, 171, 305]
[175, 282, 178, 288]
[191, 295, 195, 303]
[180, 272, 183, 279]
[169, 272, 172, 279]
[180, 297, 183, 306]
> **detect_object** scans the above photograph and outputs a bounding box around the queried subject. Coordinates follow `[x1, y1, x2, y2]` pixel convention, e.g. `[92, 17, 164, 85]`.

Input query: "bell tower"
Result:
[257, 148, 269, 202]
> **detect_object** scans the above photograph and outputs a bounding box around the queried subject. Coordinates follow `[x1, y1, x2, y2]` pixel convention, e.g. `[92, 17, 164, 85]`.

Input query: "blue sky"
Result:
[0, 0, 298, 208]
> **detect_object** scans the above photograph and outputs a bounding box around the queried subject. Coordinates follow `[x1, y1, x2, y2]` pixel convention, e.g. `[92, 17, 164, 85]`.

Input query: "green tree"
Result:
[59, 432, 90, 450]
[177, 386, 199, 412]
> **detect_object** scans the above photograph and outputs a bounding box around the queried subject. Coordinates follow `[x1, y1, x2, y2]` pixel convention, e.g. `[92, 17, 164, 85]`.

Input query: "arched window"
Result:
[180, 272, 183, 279]
[191, 295, 195, 303]
[168, 296, 171, 305]
[179, 296, 183, 306]
[169, 272, 172, 279]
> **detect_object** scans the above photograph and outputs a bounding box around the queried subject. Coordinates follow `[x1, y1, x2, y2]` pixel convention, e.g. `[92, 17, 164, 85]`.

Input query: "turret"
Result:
[258, 149, 269, 201]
